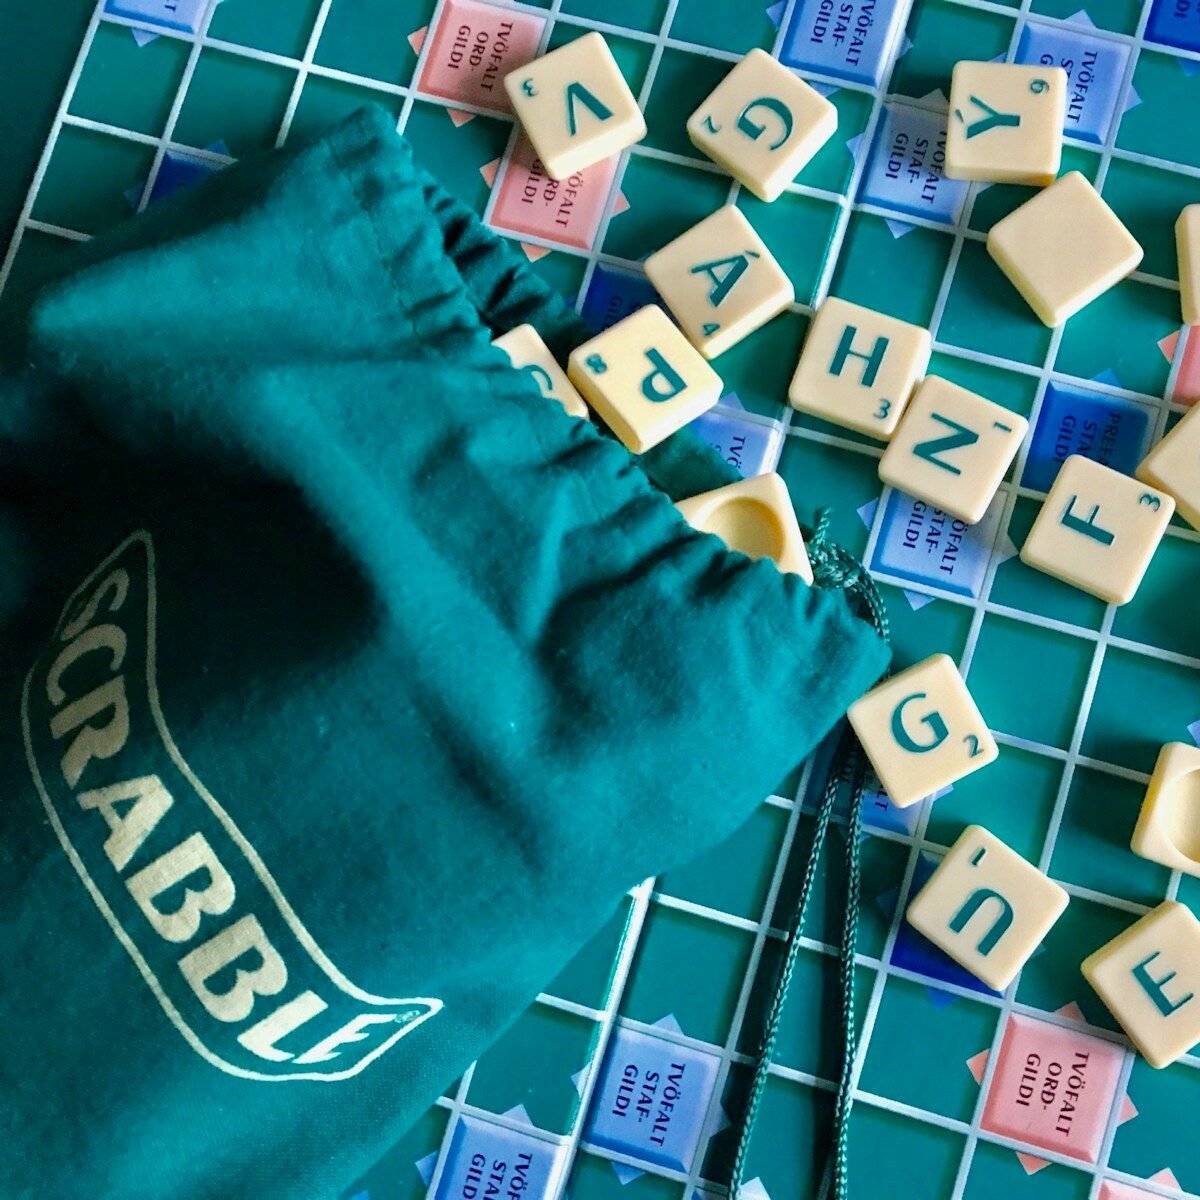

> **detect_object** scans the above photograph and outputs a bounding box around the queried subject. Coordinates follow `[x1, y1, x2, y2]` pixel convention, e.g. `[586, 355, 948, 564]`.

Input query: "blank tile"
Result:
[1131, 742, 1200, 879]
[1138, 401, 1200, 530]
[987, 172, 1143, 327]
[789, 296, 932, 439]
[1083, 901, 1200, 1068]
[946, 62, 1067, 186]
[1021, 454, 1175, 605]
[687, 49, 836, 202]
[847, 653, 998, 810]
[504, 32, 646, 180]
[567, 305, 722, 453]
[878, 375, 1029, 524]
[492, 324, 589, 420]
[675, 472, 813, 582]
[1179, 204, 1200, 325]
[907, 825, 1069, 991]
[644, 205, 793, 359]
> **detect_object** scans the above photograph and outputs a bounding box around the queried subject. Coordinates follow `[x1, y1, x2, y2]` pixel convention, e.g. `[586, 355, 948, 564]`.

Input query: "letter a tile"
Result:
[505, 32, 646, 180]
[1083, 901, 1200, 1068]
[907, 826, 1069, 991]
[847, 654, 997, 809]
[567, 305, 723, 453]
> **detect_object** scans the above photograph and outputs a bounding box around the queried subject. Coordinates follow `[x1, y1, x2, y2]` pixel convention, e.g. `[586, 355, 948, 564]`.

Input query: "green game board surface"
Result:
[3, 0, 1198, 1198]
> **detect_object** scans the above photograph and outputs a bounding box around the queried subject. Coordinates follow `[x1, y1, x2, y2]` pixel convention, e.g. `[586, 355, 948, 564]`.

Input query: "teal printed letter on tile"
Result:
[690, 255, 751, 307]
[1061, 496, 1116, 546]
[891, 692, 949, 753]
[566, 82, 613, 136]
[641, 349, 687, 403]
[912, 413, 981, 477]
[949, 888, 1015, 955]
[830, 326, 888, 388]
[1132, 951, 1195, 1016]
[736, 98, 794, 150]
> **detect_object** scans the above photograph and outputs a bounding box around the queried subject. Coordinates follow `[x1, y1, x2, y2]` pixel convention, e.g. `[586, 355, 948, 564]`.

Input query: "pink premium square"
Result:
[416, 0, 545, 113]
[489, 134, 618, 251]
[980, 1014, 1125, 1163]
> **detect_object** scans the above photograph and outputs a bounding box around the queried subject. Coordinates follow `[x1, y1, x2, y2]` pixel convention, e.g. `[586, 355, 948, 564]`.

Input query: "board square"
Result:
[434, 1117, 564, 1200]
[980, 1014, 1126, 1163]
[489, 134, 618, 251]
[416, 0, 546, 113]
[779, 0, 911, 85]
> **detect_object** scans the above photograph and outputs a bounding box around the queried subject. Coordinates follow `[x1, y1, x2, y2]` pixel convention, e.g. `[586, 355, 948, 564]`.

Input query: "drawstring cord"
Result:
[727, 508, 890, 1200]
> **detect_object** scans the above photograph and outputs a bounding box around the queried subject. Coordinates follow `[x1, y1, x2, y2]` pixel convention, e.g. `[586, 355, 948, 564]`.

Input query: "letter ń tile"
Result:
[987, 172, 1143, 327]
[504, 32, 646, 181]
[644, 205, 794, 360]
[1083, 901, 1200, 1068]
[1131, 742, 1200, 879]
[788, 296, 932, 439]
[675, 473, 813, 583]
[1178, 204, 1200, 326]
[1021, 454, 1174, 605]
[846, 653, 998, 809]
[906, 825, 1069, 991]
[878, 375, 1029, 524]
[1138, 401, 1200, 530]
[687, 49, 837, 202]
[945, 62, 1067, 186]
[567, 306, 723, 453]
[493, 324, 589, 420]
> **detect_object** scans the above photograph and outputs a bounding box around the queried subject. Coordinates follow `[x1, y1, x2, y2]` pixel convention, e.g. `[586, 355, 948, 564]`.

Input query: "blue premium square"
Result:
[1021, 383, 1152, 492]
[104, 0, 209, 33]
[780, 0, 909, 86]
[580, 265, 660, 335]
[868, 489, 1005, 599]
[1146, 0, 1200, 52]
[1015, 24, 1131, 145]
[149, 150, 223, 205]
[860, 103, 969, 226]
[434, 1117, 561, 1200]
[688, 408, 779, 478]
[586, 1028, 720, 1172]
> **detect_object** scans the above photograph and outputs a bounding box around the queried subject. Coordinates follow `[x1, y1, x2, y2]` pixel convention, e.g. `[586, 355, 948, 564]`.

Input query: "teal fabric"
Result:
[0, 107, 888, 1200]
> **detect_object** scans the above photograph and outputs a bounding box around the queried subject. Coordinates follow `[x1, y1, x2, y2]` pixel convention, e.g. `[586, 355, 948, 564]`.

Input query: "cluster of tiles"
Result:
[490, 31, 1200, 1078]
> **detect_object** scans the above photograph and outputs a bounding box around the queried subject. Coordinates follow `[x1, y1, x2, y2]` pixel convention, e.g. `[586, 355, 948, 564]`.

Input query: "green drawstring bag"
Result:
[0, 106, 888, 1200]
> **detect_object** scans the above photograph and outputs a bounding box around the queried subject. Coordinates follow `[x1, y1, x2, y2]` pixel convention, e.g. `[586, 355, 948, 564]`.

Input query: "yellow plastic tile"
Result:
[686, 49, 837, 203]
[1021, 454, 1175, 605]
[1131, 742, 1200, 879]
[878, 376, 1029, 524]
[1082, 901, 1200, 1069]
[675, 472, 813, 583]
[566, 305, 723, 453]
[492, 324, 590, 420]
[987, 172, 1143, 327]
[644, 205, 794, 360]
[1138, 401, 1200, 530]
[846, 653, 998, 810]
[1179, 204, 1200, 326]
[945, 62, 1067, 186]
[906, 825, 1069, 992]
[504, 32, 646, 181]
[788, 296, 932, 439]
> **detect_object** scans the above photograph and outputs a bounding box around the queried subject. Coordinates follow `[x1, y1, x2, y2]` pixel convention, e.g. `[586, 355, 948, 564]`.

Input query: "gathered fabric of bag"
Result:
[0, 106, 889, 1200]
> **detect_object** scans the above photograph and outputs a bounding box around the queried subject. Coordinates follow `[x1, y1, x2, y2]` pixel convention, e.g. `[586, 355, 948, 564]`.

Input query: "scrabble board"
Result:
[4, 1, 1199, 1198]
